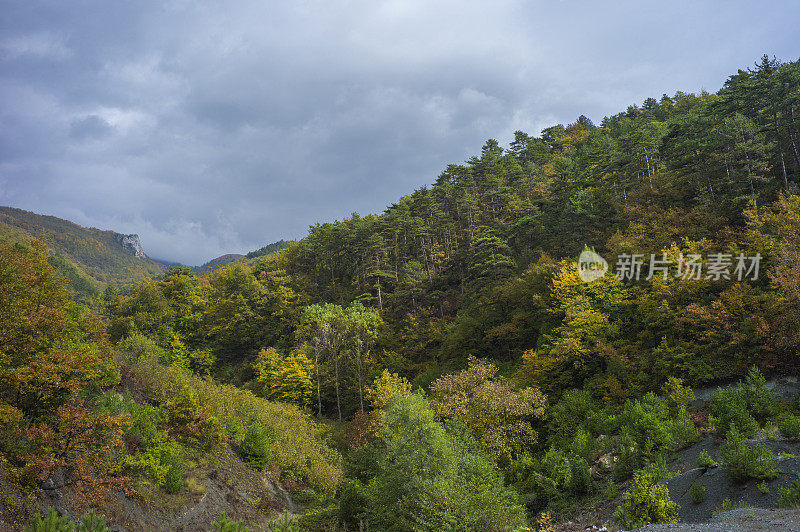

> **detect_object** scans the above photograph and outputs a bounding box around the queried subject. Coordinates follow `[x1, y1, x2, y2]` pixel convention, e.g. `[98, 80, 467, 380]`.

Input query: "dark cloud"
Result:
[69, 115, 114, 140]
[0, 0, 798, 265]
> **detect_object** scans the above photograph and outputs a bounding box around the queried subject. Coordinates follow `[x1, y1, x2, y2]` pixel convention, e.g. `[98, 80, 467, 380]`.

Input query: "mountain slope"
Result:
[0, 206, 164, 297]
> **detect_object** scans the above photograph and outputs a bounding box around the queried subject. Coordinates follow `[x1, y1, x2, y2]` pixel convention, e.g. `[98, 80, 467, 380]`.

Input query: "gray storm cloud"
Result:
[0, 0, 798, 265]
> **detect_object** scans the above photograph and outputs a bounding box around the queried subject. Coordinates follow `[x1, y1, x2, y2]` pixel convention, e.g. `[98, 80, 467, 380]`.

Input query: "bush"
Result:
[758, 480, 770, 494]
[161, 451, 185, 494]
[266, 512, 301, 532]
[618, 394, 699, 456]
[697, 449, 716, 469]
[365, 394, 527, 531]
[238, 423, 274, 470]
[539, 447, 593, 495]
[99, 392, 167, 450]
[742, 366, 776, 422]
[212, 512, 249, 532]
[118, 436, 183, 490]
[117, 332, 165, 363]
[165, 386, 226, 449]
[709, 386, 759, 438]
[614, 468, 679, 529]
[689, 483, 706, 504]
[25, 509, 110, 532]
[777, 474, 800, 508]
[25, 509, 72, 532]
[662, 376, 695, 416]
[780, 415, 800, 441]
[547, 389, 615, 446]
[720, 428, 779, 483]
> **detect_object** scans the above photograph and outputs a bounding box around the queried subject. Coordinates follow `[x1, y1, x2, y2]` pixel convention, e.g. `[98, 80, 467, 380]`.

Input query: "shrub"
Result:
[165, 386, 226, 449]
[118, 436, 183, 489]
[538, 447, 593, 495]
[212, 512, 249, 532]
[25, 509, 110, 532]
[547, 389, 614, 446]
[662, 376, 695, 416]
[697, 449, 716, 469]
[758, 480, 770, 494]
[161, 451, 185, 494]
[709, 386, 759, 438]
[117, 332, 165, 363]
[780, 415, 800, 441]
[25, 509, 72, 532]
[614, 468, 679, 529]
[742, 366, 776, 422]
[618, 394, 699, 456]
[689, 483, 706, 504]
[777, 474, 800, 508]
[238, 423, 274, 470]
[720, 428, 779, 483]
[99, 392, 167, 450]
[74, 511, 110, 532]
[266, 512, 301, 532]
[568, 428, 597, 461]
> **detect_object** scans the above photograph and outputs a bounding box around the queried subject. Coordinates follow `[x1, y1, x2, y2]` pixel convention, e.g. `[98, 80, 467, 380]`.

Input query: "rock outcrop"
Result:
[114, 233, 147, 259]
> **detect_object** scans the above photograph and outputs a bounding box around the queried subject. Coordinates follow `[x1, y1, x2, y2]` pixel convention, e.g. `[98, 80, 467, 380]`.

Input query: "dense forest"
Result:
[2, 56, 800, 530]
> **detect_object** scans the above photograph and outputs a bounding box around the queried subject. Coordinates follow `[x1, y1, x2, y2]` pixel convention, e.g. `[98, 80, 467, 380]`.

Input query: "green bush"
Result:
[758, 480, 770, 494]
[118, 436, 184, 490]
[238, 423, 274, 470]
[25, 509, 72, 532]
[547, 389, 616, 446]
[212, 512, 249, 532]
[617, 394, 699, 457]
[99, 391, 167, 449]
[697, 449, 716, 469]
[742, 366, 776, 422]
[266, 512, 301, 532]
[777, 474, 800, 508]
[25, 509, 110, 532]
[338, 480, 369, 530]
[538, 447, 593, 495]
[780, 415, 800, 441]
[162, 451, 185, 494]
[614, 468, 679, 529]
[74, 511, 109, 532]
[364, 394, 527, 531]
[709, 386, 759, 438]
[689, 483, 706, 504]
[117, 332, 165, 363]
[720, 428, 779, 483]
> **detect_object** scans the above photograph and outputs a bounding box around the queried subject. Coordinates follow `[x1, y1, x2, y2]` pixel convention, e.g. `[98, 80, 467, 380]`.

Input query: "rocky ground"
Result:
[0, 445, 297, 531]
[633, 507, 800, 531]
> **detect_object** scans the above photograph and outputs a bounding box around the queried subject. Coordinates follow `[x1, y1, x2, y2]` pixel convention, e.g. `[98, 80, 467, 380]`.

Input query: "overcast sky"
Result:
[1, 1, 798, 265]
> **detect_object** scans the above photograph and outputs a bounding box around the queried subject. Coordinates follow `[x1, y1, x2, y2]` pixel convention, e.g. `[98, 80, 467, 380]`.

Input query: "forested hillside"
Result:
[0, 206, 165, 298]
[3, 56, 800, 531]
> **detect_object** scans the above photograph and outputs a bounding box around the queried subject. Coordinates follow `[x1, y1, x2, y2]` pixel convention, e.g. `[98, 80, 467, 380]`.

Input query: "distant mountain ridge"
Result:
[196, 253, 245, 272]
[195, 240, 293, 272]
[0, 205, 165, 297]
[0, 205, 293, 296]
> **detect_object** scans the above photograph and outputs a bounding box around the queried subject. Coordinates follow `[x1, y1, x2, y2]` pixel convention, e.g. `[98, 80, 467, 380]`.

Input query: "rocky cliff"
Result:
[114, 233, 147, 258]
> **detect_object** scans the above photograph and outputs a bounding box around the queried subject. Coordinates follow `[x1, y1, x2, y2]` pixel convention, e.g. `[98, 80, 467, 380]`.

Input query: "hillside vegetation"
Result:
[2, 55, 800, 530]
[0, 206, 165, 298]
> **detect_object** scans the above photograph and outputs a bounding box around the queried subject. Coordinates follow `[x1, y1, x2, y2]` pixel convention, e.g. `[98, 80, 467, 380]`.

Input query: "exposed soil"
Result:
[0, 445, 296, 531]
